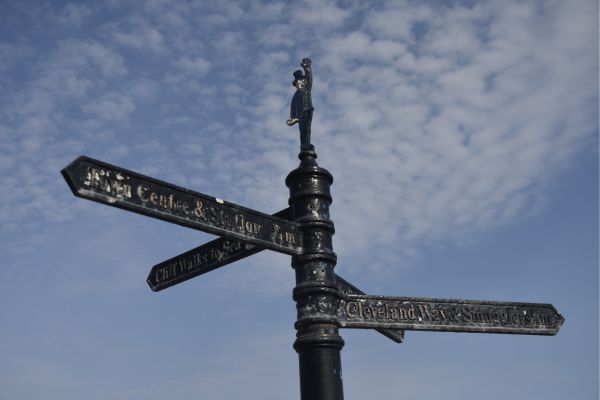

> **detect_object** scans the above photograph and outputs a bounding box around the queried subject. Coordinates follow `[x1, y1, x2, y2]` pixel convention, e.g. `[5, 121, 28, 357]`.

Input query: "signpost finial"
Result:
[287, 57, 314, 152]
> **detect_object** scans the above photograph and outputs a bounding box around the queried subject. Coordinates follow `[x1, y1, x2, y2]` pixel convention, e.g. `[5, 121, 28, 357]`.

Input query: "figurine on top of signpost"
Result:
[287, 57, 314, 151]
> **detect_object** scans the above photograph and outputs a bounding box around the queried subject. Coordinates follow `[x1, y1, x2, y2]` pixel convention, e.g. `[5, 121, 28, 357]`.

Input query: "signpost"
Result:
[61, 58, 564, 400]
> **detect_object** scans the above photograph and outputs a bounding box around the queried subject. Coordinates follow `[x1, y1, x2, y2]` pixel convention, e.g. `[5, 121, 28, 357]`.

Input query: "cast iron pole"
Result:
[286, 146, 344, 400]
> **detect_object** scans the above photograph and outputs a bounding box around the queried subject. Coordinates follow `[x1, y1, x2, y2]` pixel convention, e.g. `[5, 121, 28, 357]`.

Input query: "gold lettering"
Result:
[150, 192, 159, 205]
[137, 185, 150, 202]
[109, 180, 131, 198]
[85, 167, 100, 187]
[285, 232, 295, 244]
[417, 304, 430, 321]
[512, 313, 519, 324]
[271, 223, 281, 241]
[491, 312, 501, 325]
[461, 307, 471, 322]
[85, 167, 108, 191]
[235, 214, 244, 232]
[407, 305, 416, 320]
[345, 302, 358, 318]
[85, 168, 133, 199]
[194, 200, 205, 219]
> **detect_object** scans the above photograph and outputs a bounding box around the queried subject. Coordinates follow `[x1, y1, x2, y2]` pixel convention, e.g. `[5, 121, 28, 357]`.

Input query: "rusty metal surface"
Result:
[62, 156, 302, 255]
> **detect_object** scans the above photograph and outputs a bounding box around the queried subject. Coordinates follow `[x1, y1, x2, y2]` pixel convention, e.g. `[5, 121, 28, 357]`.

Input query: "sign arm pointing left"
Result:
[62, 156, 303, 255]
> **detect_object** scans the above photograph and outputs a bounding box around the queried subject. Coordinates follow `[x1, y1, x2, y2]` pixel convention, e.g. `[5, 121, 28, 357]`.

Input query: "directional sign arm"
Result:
[335, 276, 404, 343]
[62, 156, 302, 255]
[337, 294, 564, 336]
[147, 208, 291, 292]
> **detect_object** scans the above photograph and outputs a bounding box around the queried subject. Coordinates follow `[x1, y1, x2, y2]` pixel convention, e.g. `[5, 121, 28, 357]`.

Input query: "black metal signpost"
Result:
[62, 58, 564, 400]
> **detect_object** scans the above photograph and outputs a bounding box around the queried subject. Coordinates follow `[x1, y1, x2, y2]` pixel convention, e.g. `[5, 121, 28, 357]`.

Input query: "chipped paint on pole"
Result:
[286, 146, 345, 400]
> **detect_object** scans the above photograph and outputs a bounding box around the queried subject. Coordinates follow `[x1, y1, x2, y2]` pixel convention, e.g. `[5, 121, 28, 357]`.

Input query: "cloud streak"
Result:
[0, 0, 596, 273]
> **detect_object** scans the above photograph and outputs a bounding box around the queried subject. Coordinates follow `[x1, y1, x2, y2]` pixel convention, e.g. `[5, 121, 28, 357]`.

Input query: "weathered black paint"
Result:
[286, 147, 344, 400]
[338, 294, 564, 336]
[62, 156, 302, 255]
[147, 208, 291, 291]
[336, 276, 404, 343]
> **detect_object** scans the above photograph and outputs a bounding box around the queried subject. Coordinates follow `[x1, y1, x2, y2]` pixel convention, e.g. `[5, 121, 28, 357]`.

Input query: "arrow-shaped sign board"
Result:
[62, 156, 302, 255]
[338, 294, 564, 336]
[148, 237, 262, 291]
[147, 209, 291, 292]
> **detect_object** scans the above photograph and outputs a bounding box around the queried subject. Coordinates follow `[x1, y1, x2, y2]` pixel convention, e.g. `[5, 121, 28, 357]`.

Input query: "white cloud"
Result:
[82, 92, 136, 121]
[212, 31, 246, 58]
[0, 0, 596, 274]
[107, 16, 166, 53]
[248, 1, 285, 22]
[289, 0, 350, 28]
[308, 0, 597, 268]
[173, 56, 211, 75]
[364, 3, 433, 41]
[125, 78, 160, 103]
[323, 31, 407, 67]
[57, 3, 93, 27]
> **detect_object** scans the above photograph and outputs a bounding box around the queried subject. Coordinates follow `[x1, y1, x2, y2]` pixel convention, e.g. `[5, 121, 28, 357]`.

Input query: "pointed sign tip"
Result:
[61, 166, 78, 197]
[61, 156, 92, 197]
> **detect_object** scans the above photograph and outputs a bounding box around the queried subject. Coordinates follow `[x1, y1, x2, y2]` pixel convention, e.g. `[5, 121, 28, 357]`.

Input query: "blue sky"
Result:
[0, 0, 598, 399]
